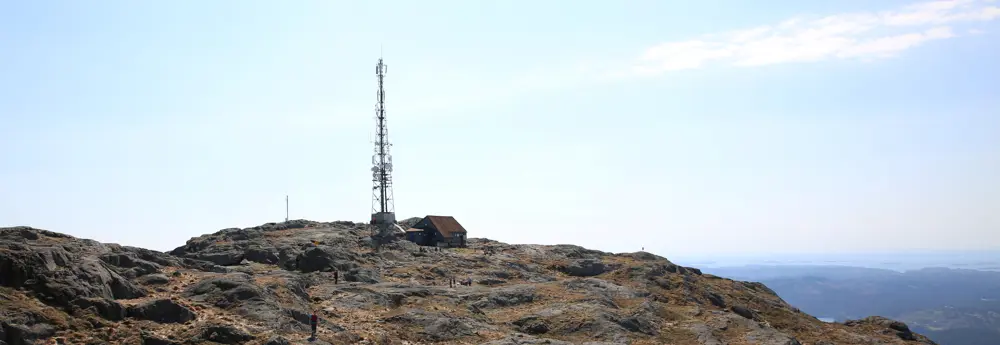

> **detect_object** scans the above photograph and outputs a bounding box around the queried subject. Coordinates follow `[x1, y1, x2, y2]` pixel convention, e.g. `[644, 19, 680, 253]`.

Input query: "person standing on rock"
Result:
[334, 270, 339, 284]
[310, 311, 318, 339]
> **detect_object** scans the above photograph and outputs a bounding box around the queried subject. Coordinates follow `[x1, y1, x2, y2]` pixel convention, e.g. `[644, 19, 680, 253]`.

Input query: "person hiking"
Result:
[334, 271, 339, 284]
[310, 311, 318, 339]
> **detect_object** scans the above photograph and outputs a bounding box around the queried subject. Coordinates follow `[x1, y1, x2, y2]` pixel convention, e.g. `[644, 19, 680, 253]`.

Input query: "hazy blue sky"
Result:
[2, 0, 999, 257]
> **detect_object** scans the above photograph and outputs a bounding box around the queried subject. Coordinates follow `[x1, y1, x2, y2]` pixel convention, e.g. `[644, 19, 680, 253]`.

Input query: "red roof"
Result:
[425, 215, 467, 238]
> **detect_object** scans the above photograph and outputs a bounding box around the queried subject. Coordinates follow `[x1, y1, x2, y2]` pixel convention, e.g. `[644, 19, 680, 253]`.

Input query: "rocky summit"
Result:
[1, 220, 936, 345]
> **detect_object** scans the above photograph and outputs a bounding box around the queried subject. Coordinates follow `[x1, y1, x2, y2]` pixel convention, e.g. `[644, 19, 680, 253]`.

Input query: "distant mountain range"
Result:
[676, 250, 1000, 273]
[704, 265, 1000, 345]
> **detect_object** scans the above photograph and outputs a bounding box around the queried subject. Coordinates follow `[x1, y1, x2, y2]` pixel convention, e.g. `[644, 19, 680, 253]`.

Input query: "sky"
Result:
[2, 0, 999, 258]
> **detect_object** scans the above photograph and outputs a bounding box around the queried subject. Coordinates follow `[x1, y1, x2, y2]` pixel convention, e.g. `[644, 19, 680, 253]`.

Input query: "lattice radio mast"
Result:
[369, 57, 399, 247]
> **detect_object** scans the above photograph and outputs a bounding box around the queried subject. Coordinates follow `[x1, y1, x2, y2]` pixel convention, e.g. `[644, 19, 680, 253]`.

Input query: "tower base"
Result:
[370, 212, 401, 250]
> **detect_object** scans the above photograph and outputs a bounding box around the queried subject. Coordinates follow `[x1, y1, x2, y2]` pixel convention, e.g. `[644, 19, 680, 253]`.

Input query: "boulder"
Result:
[563, 259, 607, 277]
[198, 323, 254, 344]
[127, 299, 197, 324]
[295, 247, 357, 273]
[707, 292, 726, 308]
[244, 248, 279, 264]
[196, 250, 245, 267]
[344, 268, 380, 283]
[99, 252, 161, 278]
[184, 274, 265, 309]
[732, 305, 755, 320]
[615, 302, 661, 336]
[263, 335, 290, 345]
[71, 297, 126, 321]
[137, 273, 170, 285]
[141, 331, 181, 345]
[1, 322, 57, 345]
[513, 316, 550, 334]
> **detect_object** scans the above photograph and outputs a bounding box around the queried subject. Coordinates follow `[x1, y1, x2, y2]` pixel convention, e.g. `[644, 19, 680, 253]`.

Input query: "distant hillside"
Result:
[705, 265, 902, 282]
[1, 222, 935, 344]
[705, 265, 1000, 345]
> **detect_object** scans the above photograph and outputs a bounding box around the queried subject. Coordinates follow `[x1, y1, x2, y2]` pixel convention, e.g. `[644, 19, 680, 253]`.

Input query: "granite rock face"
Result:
[0, 223, 937, 344]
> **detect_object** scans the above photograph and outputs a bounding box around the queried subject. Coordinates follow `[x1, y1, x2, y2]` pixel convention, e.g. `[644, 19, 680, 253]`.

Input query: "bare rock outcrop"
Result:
[127, 298, 196, 324]
[0, 222, 938, 345]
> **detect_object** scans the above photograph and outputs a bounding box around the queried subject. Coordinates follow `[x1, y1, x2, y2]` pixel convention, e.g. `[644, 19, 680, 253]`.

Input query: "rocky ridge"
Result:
[0, 220, 937, 344]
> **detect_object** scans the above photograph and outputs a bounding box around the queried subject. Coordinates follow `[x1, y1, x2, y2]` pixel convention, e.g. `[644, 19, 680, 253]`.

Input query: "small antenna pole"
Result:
[285, 195, 289, 222]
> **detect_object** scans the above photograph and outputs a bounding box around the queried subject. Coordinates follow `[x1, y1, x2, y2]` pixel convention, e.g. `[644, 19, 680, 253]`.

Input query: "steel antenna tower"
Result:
[369, 57, 398, 247]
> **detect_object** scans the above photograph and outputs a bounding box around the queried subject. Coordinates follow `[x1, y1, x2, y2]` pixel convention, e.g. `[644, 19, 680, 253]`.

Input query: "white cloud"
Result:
[627, 0, 1000, 77]
[414, 1, 997, 113]
[837, 26, 955, 59]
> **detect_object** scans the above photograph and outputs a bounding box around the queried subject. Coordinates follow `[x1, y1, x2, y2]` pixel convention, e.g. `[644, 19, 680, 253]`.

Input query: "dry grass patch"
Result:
[650, 326, 701, 345]
[534, 282, 590, 304]
[613, 296, 646, 309]
[253, 274, 287, 287]
[659, 305, 697, 322]
[0, 287, 72, 329]
[449, 247, 477, 255]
